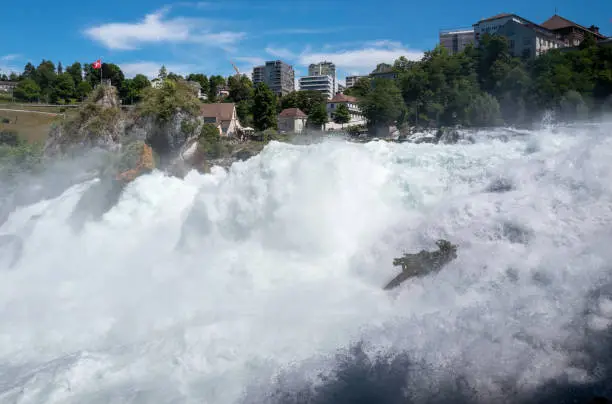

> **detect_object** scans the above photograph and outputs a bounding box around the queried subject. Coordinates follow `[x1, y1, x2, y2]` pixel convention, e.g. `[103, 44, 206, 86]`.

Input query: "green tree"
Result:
[66, 62, 83, 85]
[227, 75, 253, 103]
[344, 77, 371, 98]
[22, 63, 36, 81]
[252, 82, 277, 131]
[279, 90, 327, 115]
[360, 78, 404, 133]
[208, 75, 226, 102]
[13, 79, 41, 102]
[158, 65, 168, 80]
[34, 60, 57, 101]
[187, 73, 209, 95]
[307, 102, 329, 129]
[51, 72, 76, 103]
[467, 92, 502, 127]
[198, 123, 222, 158]
[332, 103, 351, 126]
[76, 81, 92, 101]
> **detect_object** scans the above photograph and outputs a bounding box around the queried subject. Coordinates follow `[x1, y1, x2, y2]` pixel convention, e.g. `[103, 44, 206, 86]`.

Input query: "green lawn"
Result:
[0, 110, 65, 144]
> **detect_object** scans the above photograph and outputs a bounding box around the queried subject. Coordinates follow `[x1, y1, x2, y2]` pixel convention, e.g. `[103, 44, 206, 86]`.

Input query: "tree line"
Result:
[345, 33, 612, 134]
[5, 61, 347, 133]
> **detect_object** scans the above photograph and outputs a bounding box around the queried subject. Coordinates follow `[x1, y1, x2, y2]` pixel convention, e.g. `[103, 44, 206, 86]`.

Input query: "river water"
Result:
[1, 122, 612, 403]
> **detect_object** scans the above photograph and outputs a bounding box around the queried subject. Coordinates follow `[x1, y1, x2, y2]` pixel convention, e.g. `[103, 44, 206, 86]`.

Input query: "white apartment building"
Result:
[345, 75, 367, 88]
[308, 61, 337, 94]
[299, 75, 335, 100]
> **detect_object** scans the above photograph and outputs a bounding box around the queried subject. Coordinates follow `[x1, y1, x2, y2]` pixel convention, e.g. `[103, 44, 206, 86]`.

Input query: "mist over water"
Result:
[1, 121, 612, 403]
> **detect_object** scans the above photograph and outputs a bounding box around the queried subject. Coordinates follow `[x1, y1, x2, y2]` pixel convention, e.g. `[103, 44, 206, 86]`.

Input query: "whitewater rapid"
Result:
[1, 123, 612, 403]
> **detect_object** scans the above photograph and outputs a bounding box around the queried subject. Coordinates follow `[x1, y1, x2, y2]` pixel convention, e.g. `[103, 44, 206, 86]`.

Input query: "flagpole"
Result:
[100, 57, 103, 86]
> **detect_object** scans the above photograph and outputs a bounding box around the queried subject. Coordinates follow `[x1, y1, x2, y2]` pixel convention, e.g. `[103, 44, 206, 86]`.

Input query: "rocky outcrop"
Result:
[384, 240, 458, 290]
[44, 85, 125, 156]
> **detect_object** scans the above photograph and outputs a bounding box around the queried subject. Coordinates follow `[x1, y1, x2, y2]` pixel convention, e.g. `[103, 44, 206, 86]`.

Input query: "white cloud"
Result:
[264, 47, 296, 60]
[297, 41, 423, 75]
[234, 56, 265, 66]
[265, 27, 347, 35]
[84, 9, 245, 51]
[1, 54, 21, 62]
[119, 61, 195, 79]
[0, 54, 21, 75]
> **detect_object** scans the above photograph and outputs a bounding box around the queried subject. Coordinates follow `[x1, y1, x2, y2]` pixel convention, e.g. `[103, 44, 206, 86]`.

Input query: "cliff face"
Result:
[43, 84, 204, 170]
[44, 86, 125, 156]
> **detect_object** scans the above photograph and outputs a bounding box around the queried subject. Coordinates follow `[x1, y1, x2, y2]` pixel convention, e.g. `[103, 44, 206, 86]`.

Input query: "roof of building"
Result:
[0, 81, 17, 86]
[279, 107, 307, 118]
[200, 103, 235, 122]
[329, 93, 358, 103]
[541, 14, 607, 39]
[477, 13, 515, 23]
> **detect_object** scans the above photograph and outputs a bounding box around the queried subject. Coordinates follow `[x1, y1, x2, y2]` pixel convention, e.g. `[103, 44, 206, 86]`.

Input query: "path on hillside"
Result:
[0, 108, 62, 116]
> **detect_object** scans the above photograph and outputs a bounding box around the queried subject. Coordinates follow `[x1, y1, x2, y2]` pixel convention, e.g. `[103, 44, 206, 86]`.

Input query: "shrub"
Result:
[138, 79, 201, 123]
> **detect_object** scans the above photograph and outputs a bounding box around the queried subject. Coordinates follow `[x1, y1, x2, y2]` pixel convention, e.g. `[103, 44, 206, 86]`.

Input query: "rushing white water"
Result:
[1, 122, 612, 403]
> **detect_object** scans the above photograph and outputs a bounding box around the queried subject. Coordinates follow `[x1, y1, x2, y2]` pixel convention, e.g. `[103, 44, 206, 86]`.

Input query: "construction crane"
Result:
[230, 61, 240, 77]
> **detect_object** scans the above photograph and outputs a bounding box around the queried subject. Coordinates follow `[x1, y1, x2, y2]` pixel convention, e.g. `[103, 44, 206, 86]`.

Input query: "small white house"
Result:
[278, 108, 308, 134]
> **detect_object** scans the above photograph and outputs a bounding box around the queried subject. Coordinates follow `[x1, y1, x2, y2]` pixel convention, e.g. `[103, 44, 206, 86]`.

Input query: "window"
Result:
[522, 48, 531, 58]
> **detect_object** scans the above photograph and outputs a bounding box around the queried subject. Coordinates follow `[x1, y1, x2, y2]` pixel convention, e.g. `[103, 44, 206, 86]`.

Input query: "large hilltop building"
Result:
[439, 12, 608, 60]
[541, 14, 606, 46]
[439, 27, 475, 55]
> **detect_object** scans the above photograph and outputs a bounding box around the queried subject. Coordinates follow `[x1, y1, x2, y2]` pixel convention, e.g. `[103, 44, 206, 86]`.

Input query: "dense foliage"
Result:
[5, 33, 611, 135]
[346, 33, 612, 132]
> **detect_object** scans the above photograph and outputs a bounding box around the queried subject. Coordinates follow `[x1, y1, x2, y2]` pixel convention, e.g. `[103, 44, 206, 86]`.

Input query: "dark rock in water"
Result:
[502, 222, 531, 244]
[486, 178, 514, 193]
[234, 149, 255, 161]
[413, 136, 437, 144]
[436, 127, 461, 144]
[384, 239, 458, 290]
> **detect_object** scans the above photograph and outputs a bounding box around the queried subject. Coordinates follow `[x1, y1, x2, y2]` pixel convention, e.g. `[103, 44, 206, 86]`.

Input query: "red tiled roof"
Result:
[279, 107, 307, 118]
[541, 14, 606, 39]
[200, 103, 235, 122]
[329, 93, 358, 103]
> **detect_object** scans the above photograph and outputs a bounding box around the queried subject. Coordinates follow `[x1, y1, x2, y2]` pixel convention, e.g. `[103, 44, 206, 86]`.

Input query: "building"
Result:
[0, 81, 17, 94]
[251, 60, 295, 97]
[369, 63, 397, 80]
[345, 75, 367, 88]
[186, 80, 208, 100]
[278, 108, 308, 134]
[473, 13, 564, 58]
[325, 93, 366, 130]
[439, 27, 475, 55]
[541, 14, 607, 47]
[200, 103, 243, 137]
[298, 75, 335, 100]
[308, 61, 337, 94]
[337, 82, 346, 94]
[252, 66, 265, 84]
[497, 19, 563, 58]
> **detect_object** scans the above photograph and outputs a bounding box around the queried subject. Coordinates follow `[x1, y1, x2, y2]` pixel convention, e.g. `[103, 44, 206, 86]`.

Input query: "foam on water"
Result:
[1, 122, 612, 403]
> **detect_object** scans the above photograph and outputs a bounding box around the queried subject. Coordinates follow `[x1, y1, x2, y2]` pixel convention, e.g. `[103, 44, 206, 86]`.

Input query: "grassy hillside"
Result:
[0, 110, 64, 144]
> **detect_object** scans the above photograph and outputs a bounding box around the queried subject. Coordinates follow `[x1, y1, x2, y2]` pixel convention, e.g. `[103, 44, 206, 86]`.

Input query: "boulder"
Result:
[384, 239, 458, 290]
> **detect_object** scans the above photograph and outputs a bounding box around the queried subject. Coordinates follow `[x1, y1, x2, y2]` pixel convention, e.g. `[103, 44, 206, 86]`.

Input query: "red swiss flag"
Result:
[92, 60, 102, 69]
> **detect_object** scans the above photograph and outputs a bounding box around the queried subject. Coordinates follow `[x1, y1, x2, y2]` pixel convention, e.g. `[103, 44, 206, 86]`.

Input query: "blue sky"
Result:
[2, 0, 611, 84]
